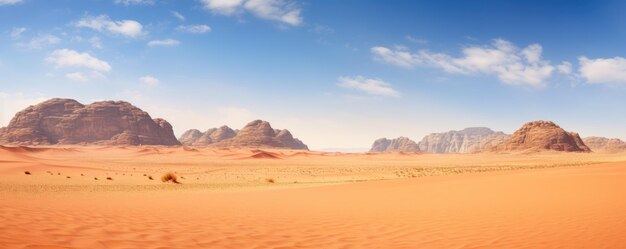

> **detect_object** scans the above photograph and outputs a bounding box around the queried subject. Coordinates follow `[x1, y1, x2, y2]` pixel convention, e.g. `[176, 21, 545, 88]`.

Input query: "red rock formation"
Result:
[491, 121, 590, 152]
[369, 137, 420, 152]
[0, 98, 180, 146]
[583, 136, 626, 153]
[180, 120, 308, 150]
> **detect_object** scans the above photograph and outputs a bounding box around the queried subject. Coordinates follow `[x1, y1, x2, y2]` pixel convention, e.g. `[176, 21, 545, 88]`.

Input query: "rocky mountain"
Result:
[0, 98, 180, 146]
[369, 137, 420, 152]
[418, 127, 510, 153]
[179, 120, 308, 150]
[583, 136, 626, 153]
[179, 126, 237, 146]
[491, 121, 590, 152]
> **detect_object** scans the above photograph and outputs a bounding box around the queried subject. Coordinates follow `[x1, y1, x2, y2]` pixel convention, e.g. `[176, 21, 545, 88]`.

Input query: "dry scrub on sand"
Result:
[24, 171, 31, 175]
[161, 172, 180, 184]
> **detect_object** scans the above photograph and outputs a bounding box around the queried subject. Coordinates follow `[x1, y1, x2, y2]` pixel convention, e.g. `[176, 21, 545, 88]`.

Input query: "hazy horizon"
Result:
[2, 0, 626, 150]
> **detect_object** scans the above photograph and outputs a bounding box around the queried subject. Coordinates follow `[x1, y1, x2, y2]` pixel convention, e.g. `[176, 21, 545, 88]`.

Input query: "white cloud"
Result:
[114, 0, 155, 5]
[199, 0, 302, 26]
[177, 24, 211, 34]
[337, 76, 400, 97]
[372, 39, 555, 87]
[10, 27, 26, 39]
[0, 92, 47, 127]
[557, 61, 572, 74]
[578, 56, 626, 84]
[172, 11, 185, 21]
[147, 39, 180, 47]
[0, 0, 23, 5]
[139, 75, 159, 86]
[46, 49, 111, 72]
[244, 0, 302, 26]
[17, 34, 60, 49]
[200, 0, 244, 15]
[75, 15, 145, 38]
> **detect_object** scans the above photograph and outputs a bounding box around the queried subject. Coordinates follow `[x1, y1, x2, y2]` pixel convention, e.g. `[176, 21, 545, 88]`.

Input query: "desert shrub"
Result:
[266, 178, 275, 183]
[24, 171, 31, 175]
[94, 177, 98, 180]
[106, 177, 113, 180]
[161, 172, 180, 183]
[148, 175, 154, 180]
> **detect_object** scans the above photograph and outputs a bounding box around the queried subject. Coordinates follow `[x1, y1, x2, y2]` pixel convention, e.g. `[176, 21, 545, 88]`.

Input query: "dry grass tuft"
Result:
[66, 176, 71, 179]
[266, 178, 275, 184]
[161, 172, 180, 184]
[106, 177, 113, 180]
[24, 171, 31, 175]
[148, 175, 154, 180]
[94, 177, 98, 180]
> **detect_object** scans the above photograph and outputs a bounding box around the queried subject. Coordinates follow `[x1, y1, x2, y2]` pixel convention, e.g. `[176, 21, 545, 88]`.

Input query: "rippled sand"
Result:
[1, 146, 626, 248]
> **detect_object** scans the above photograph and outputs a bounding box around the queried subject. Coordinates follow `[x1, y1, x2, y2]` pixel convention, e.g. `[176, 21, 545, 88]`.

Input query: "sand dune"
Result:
[1, 146, 626, 248]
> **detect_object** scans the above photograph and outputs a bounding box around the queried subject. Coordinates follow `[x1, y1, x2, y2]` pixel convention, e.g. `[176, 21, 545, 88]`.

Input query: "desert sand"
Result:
[1, 146, 626, 248]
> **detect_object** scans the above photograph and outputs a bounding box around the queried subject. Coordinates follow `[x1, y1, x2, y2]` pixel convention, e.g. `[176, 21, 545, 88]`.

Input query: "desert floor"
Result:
[1, 146, 626, 249]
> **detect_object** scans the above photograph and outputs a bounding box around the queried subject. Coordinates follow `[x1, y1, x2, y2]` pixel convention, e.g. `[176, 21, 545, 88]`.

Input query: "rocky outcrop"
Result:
[0, 98, 180, 146]
[418, 127, 510, 153]
[583, 136, 626, 153]
[178, 126, 237, 146]
[369, 137, 419, 152]
[179, 120, 308, 150]
[491, 121, 590, 152]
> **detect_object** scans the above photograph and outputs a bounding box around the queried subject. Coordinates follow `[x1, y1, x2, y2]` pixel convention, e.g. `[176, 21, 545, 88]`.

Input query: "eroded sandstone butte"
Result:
[418, 127, 510, 153]
[369, 137, 420, 152]
[180, 120, 308, 150]
[491, 121, 590, 152]
[583, 136, 626, 153]
[0, 98, 180, 146]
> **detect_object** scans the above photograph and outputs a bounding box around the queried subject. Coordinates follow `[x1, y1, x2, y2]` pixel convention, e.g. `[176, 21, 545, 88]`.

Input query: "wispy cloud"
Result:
[372, 39, 555, 87]
[199, 0, 302, 26]
[9, 27, 26, 39]
[405, 35, 428, 45]
[172, 11, 185, 21]
[338, 76, 400, 97]
[16, 34, 60, 49]
[0, 0, 24, 6]
[113, 0, 155, 5]
[75, 15, 146, 38]
[147, 39, 180, 47]
[139, 75, 160, 87]
[177, 24, 211, 34]
[578, 56, 626, 85]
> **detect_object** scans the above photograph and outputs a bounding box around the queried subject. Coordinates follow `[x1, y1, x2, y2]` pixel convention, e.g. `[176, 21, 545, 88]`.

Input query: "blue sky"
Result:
[1, 0, 626, 150]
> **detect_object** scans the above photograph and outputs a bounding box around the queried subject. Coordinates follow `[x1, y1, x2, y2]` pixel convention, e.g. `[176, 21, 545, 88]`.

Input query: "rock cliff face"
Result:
[583, 136, 626, 153]
[418, 127, 510, 153]
[369, 137, 420, 152]
[179, 120, 308, 150]
[0, 98, 180, 146]
[178, 126, 237, 146]
[491, 121, 590, 152]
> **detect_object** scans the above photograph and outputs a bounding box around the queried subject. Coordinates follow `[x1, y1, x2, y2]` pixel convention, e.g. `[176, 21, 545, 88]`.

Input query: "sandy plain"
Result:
[1, 145, 626, 248]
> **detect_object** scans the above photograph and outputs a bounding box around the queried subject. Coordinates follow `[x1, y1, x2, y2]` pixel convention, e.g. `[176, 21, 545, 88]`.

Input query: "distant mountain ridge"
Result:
[179, 120, 309, 150]
[418, 127, 510, 153]
[583, 136, 626, 153]
[370, 127, 509, 153]
[370, 137, 420, 152]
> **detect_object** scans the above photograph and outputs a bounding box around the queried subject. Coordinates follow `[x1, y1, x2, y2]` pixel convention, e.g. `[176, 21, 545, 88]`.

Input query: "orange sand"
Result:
[1, 146, 626, 248]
